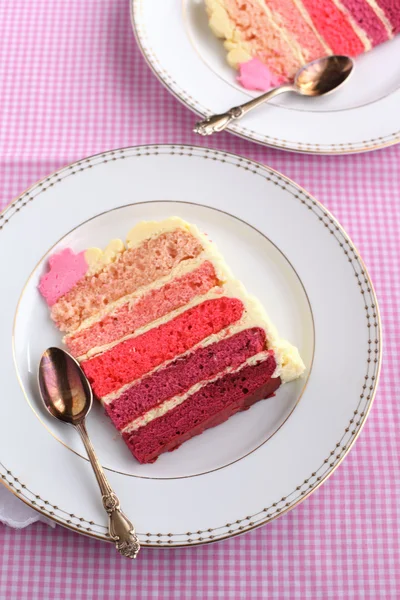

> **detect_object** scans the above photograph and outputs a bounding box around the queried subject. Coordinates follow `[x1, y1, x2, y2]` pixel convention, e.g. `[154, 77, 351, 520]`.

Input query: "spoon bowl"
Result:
[38, 347, 92, 425]
[294, 55, 354, 97]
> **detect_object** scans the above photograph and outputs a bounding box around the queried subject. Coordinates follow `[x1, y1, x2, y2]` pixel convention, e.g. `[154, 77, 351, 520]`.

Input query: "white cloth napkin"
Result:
[0, 485, 54, 528]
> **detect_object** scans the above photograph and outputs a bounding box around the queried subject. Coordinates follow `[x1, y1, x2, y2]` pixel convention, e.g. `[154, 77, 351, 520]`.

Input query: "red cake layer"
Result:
[51, 228, 203, 332]
[106, 327, 267, 430]
[123, 355, 280, 464]
[82, 297, 245, 397]
[300, 0, 365, 55]
[66, 261, 219, 357]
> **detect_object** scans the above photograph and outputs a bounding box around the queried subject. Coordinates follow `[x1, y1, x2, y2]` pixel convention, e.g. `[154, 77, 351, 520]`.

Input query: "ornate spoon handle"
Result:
[193, 84, 294, 136]
[76, 422, 140, 558]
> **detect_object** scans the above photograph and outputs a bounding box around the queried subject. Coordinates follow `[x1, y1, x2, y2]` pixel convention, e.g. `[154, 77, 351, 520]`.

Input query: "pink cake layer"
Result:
[340, 0, 389, 45]
[106, 327, 267, 430]
[51, 228, 203, 332]
[376, 0, 400, 32]
[300, 0, 365, 55]
[81, 296, 245, 398]
[224, 0, 302, 78]
[66, 261, 219, 357]
[263, 0, 326, 60]
[123, 355, 280, 464]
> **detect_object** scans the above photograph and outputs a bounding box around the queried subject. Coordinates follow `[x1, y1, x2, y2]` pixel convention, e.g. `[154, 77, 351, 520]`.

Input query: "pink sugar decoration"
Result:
[237, 58, 283, 91]
[38, 248, 88, 306]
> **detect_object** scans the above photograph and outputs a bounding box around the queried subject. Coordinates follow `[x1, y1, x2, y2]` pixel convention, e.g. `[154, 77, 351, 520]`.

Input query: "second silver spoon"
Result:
[194, 55, 354, 136]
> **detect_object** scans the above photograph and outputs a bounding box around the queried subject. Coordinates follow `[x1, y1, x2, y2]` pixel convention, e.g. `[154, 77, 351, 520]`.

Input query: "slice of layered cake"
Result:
[206, 0, 398, 90]
[39, 218, 305, 463]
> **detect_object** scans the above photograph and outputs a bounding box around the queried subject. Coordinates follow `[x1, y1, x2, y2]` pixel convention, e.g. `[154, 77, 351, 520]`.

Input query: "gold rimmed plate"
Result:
[0, 145, 381, 546]
[131, 0, 400, 154]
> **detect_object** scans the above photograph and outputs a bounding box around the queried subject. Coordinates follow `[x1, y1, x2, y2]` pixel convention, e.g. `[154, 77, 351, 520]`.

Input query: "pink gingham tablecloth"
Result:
[0, 1, 399, 598]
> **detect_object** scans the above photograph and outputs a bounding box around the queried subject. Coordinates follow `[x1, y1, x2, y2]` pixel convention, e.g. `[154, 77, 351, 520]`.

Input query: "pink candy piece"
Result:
[38, 248, 88, 306]
[237, 58, 283, 91]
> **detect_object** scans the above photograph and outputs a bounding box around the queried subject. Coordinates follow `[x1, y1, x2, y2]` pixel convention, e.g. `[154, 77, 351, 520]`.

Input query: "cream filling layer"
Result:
[102, 319, 266, 405]
[78, 216, 305, 384]
[364, 0, 394, 38]
[122, 350, 272, 434]
[77, 284, 226, 361]
[176, 221, 305, 383]
[102, 312, 303, 409]
[79, 217, 305, 382]
[329, 0, 372, 51]
[68, 216, 238, 339]
[79, 275, 305, 386]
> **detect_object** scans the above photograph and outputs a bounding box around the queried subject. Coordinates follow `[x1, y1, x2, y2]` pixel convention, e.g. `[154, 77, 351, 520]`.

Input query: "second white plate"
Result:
[132, 0, 400, 153]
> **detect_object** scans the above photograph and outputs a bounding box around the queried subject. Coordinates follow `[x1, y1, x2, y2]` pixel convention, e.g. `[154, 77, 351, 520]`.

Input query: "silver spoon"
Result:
[194, 55, 354, 136]
[38, 347, 140, 559]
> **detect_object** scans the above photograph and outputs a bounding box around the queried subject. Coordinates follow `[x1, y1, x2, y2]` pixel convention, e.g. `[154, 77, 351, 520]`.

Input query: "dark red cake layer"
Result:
[340, 0, 389, 45]
[123, 355, 279, 464]
[82, 296, 244, 397]
[106, 327, 267, 430]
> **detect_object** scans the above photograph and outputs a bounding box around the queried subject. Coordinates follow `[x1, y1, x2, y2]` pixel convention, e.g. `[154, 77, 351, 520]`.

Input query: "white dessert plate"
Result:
[131, 0, 400, 154]
[0, 145, 381, 547]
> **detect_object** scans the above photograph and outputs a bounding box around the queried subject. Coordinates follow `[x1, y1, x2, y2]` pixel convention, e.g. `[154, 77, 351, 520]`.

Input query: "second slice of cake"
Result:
[39, 217, 305, 463]
[205, 0, 397, 91]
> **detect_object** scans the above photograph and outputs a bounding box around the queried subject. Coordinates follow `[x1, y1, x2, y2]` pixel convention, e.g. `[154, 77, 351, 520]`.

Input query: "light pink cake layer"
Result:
[51, 229, 203, 333]
[263, 0, 326, 60]
[66, 261, 220, 357]
[300, 0, 365, 55]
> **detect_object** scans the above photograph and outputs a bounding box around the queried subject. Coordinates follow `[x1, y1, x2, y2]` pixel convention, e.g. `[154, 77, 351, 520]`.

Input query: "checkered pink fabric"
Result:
[0, 1, 399, 598]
